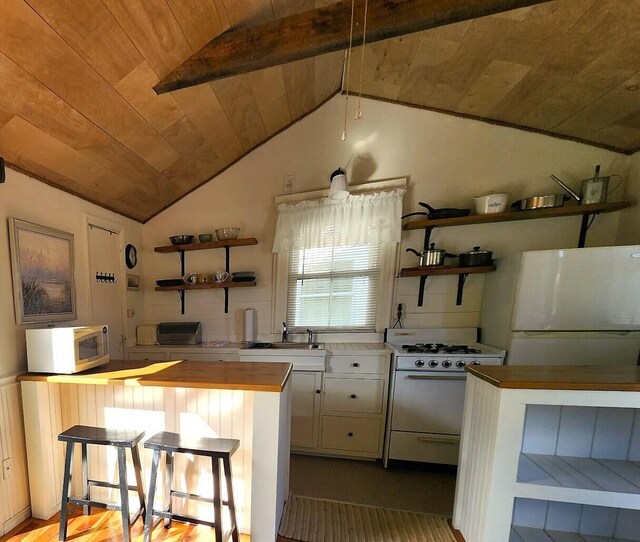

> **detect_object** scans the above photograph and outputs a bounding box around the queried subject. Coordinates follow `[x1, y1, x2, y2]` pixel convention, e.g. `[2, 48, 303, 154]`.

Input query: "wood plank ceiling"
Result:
[0, 0, 638, 223]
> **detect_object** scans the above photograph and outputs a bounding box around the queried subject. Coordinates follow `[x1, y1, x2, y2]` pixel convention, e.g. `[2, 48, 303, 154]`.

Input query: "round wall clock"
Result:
[125, 243, 138, 269]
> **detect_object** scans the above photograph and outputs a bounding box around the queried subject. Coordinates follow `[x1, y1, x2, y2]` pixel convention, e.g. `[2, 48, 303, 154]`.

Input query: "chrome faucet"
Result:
[282, 322, 288, 343]
[306, 328, 313, 344]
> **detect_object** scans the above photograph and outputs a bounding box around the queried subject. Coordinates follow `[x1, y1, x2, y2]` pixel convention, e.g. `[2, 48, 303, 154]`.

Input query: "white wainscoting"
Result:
[0, 377, 31, 535]
[24, 383, 254, 533]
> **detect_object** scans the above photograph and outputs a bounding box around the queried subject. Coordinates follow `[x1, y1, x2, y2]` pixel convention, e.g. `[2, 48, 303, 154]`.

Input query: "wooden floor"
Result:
[0, 508, 296, 542]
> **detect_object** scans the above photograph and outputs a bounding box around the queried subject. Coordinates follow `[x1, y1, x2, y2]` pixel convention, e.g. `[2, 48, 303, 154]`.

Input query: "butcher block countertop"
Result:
[18, 359, 292, 392]
[466, 364, 640, 392]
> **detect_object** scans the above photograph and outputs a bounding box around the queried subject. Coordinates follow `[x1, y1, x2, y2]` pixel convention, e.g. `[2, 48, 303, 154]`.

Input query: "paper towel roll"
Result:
[244, 307, 257, 343]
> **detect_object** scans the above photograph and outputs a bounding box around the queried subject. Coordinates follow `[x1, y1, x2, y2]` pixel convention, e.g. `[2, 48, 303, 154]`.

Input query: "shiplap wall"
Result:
[0, 378, 30, 534]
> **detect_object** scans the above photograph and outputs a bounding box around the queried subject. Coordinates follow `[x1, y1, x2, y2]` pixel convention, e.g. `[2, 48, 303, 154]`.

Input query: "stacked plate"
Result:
[232, 271, 255, 282]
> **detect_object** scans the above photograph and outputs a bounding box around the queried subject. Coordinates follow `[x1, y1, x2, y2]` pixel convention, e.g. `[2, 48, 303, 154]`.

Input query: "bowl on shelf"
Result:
[169, 235, 195, 245]
[198, 233, 213, 243]
[232, 271, 255, 282]
[156, 278, 184, 287]
[215, 227, 240, 241]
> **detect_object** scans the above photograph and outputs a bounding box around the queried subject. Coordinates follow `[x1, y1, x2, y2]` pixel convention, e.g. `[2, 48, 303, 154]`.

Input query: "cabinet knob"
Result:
[349, 394, 358, 399]
[347, 432, 354, 437]
[316, 389, 321, 394]
[352, 362, 360, 367]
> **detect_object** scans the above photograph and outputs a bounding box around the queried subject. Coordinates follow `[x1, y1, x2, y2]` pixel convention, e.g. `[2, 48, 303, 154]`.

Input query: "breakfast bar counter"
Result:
[453, 365, 640, 542]
[19, 359, 293, 542]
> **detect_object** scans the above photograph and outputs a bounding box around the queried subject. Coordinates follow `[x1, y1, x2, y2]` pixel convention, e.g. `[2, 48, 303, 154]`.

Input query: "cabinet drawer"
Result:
[128, 352, 169, 361]
[327, 355, 387, 374]
[388, 431, 460, 465]
[321, 416, 381, 453]
[323, 378, 384, 413]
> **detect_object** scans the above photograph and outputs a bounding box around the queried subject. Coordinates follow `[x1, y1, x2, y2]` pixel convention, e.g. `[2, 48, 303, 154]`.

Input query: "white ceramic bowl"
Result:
[472, 193, 510, 214]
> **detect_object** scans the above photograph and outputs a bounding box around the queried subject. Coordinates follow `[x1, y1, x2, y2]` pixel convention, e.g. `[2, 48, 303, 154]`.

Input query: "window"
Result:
[286, 243, 381, 330]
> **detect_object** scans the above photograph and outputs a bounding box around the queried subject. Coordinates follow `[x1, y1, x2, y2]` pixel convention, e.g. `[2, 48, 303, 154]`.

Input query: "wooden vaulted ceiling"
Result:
[0, 0, 639, 223]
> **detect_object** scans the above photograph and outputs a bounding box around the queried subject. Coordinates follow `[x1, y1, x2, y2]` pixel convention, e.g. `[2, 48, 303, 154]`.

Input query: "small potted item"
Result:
[459, 246, 493, 267]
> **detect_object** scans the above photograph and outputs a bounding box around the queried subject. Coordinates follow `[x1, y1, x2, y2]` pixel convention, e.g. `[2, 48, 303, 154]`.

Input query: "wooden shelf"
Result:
[403, 201, 634, 231]
[154, 237, 257, 253]
[155, 281, 256, 291]
[399, 264, 496, 277]
[154, 236, 258, 314]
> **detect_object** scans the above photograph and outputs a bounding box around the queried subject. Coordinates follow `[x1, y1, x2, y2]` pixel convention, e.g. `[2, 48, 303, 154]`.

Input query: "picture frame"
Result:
[126, 274, 141, 291]
[9, 218, 77, 324]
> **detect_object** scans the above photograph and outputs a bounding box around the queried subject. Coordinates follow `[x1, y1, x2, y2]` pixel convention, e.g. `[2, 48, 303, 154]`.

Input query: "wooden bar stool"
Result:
[58, 425, 146, 542]
[143, 431, 239, 542]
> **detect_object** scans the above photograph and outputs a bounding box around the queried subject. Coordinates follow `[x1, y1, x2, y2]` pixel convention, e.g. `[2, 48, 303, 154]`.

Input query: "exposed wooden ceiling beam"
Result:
[154, 0, 554, 94]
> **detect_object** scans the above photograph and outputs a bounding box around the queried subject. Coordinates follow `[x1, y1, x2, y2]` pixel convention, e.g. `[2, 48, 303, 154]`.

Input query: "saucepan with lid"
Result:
[459, 246, 493, 267]
[406, 243, 456, 267]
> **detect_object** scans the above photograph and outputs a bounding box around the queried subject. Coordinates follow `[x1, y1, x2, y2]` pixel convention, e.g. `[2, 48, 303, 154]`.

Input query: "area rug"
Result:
[278, 494, 457, 542]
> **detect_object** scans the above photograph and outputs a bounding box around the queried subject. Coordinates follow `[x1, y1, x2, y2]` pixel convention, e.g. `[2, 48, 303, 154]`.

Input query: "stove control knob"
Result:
[441, 360, 452, 368]
[470, 360, 480, 366]
[415, 360, 425, 367]
[456, 360, 466, 368]
[428, 360, 439, 368]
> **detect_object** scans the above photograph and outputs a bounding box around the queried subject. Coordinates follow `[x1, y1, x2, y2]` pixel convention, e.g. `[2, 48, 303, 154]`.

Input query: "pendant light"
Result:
[329, 168, 349, 200]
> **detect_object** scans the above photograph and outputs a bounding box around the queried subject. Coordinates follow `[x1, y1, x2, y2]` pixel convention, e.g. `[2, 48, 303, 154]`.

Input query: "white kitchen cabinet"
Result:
[453, 367, 640, 542]
[314, 349, 390, 459]
[127, 347, 239, 362]
[290, 372, 322, 449]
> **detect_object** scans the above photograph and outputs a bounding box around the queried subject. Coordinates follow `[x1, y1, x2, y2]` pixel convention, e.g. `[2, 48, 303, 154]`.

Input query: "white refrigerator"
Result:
[480, 245, 640, 365]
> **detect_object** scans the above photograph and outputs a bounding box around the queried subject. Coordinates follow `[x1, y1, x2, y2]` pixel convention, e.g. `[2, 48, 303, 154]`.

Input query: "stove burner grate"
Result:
[401, 343, 481, 355]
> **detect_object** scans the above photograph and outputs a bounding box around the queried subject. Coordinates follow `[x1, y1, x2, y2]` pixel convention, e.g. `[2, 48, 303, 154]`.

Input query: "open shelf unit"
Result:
[154, 237, 257, 314]
[400, 200, 634, 307]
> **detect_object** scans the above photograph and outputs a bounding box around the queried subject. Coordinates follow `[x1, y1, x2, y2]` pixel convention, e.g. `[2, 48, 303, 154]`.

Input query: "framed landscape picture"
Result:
[9, 218, 77, 324]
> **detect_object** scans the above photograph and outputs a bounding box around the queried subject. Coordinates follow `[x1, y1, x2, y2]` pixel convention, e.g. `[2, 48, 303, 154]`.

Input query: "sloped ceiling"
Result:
[0, 0, 638, 223]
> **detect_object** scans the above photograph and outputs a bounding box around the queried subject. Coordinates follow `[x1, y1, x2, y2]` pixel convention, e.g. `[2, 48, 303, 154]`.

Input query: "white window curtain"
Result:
[272, 189, 406, 253]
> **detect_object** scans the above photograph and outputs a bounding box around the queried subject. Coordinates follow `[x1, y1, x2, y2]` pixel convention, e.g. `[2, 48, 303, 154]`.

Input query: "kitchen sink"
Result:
[246, 342, 325, 350]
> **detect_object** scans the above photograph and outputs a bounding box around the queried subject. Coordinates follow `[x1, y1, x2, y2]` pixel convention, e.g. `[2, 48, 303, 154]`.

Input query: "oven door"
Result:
[388, 371, 466, 464]
[391, 372, 466, 434]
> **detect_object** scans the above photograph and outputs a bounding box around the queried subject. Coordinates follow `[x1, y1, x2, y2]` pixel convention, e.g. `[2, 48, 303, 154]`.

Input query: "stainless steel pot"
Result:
[459, 246, 493, 267]
[406, 243, 454, 267]
[511, 194, 569, 211]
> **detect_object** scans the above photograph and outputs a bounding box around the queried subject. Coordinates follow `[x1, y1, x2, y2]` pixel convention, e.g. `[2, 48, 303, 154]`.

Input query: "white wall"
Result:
[0, 168, 143, 377]
[144, 95, 632, 339]
[616, 150, 640, 245]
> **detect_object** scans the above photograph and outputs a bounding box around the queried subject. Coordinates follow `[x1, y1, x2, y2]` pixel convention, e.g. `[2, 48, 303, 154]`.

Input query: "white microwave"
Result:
[26, 325, 109, 374]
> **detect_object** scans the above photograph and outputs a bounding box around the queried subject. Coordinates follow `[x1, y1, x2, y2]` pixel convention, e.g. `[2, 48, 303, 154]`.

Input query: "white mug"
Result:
[215, 270, 230, 283]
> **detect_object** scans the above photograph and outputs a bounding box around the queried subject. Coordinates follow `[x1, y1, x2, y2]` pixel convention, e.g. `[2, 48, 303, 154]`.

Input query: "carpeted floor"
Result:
[288, 455, 457, 517]
[279, 495, 457, 542]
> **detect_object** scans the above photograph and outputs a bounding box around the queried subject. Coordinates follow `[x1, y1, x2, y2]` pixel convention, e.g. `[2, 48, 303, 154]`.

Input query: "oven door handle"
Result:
[417, 435, 460, 444]
[405, 374, 466, 381]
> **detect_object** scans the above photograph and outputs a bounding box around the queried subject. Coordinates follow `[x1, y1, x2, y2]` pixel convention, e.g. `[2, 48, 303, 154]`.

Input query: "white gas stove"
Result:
[383, 328, 505, 467]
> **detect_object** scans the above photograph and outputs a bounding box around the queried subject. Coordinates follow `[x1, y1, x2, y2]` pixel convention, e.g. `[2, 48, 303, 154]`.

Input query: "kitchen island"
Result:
[18, 359, 292, 542]
[453, 365, 640, 542]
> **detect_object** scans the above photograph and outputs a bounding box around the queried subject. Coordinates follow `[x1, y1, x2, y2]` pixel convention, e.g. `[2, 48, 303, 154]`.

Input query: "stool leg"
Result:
[117, 447, 131, 542]
[131, 445, 146, 518]
[164, 451, 173, 528]
[81, 443, 90, 515]
[143, 449, 160, 542]
[223, 456, 239, 542]
[58, 442, 74, 541]
[212, 457, 223, 542]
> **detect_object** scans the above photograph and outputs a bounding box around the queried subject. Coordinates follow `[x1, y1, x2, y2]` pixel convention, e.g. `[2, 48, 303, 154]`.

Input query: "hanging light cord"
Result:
[342, 0, 356, 141]
[355, 0, 369, 120]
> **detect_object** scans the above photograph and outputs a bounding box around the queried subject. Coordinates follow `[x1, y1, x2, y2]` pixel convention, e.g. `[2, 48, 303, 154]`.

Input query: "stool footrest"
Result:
[152, 510, 218, 530]
[170, 489, 230, 507]
[68, 499, 144, 524]
[88, 479, 140, 492]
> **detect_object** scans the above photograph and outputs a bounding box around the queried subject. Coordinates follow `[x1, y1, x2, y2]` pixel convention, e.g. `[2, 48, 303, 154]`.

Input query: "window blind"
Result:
[286, 243, 380, 331]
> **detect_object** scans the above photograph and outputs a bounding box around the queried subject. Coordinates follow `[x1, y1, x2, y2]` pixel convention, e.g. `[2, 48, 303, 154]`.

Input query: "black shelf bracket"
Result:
[578, 211, 599, 248]
[456, 273, 469, 306]
[417, 275, 427, 307]
[179, 290, 185, 315]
